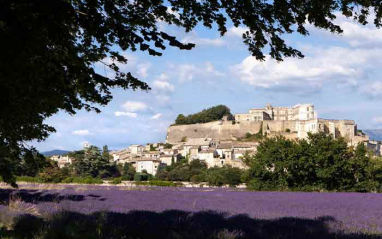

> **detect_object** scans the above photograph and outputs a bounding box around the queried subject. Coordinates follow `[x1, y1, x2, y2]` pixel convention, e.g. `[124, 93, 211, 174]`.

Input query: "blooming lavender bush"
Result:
[0, 185, 382, 238]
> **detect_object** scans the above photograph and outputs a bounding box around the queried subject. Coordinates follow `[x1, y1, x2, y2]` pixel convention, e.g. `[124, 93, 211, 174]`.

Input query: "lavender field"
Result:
[1, 184, 382, 239]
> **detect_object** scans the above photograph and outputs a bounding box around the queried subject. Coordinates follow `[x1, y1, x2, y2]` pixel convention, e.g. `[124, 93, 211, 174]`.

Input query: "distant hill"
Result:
[363, 129, 382, 141]
[41, 149, 70, 156]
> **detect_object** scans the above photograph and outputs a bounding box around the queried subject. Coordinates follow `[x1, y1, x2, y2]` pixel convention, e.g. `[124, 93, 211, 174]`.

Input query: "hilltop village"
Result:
[52, 103, 382, 175]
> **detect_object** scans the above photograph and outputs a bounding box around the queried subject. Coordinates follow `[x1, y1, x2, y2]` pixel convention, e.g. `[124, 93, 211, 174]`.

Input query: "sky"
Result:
[32, 12, 382, 152]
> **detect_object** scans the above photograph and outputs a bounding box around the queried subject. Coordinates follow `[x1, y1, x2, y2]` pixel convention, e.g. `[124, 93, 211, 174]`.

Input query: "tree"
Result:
[120, 162, 136, 180]
[17, 148, 49, 178]
[164, 143, 173, 149]
[73, 145, 110, 178]
[1, 0, 381, 185]
[174, 105, 232, 125]
[243, 133, 381, 191]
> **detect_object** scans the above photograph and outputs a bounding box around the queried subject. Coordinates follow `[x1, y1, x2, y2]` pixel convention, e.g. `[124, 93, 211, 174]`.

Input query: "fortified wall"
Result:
[167, 103, 369, 145]
[166, 120, 262, 144]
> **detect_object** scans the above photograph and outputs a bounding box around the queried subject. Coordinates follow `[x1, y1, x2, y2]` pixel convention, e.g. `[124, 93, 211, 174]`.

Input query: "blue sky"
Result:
[33, 13, 382, 151]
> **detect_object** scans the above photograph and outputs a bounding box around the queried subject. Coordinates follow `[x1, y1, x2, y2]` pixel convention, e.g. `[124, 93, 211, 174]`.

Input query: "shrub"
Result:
[61, 177, 103, 184]
[136, 181, 179, 187]
[16, 176, 42, 183]
[110, 177, 122, 185]
[247, 179, 278, 191]
[134, 173, 149, 182]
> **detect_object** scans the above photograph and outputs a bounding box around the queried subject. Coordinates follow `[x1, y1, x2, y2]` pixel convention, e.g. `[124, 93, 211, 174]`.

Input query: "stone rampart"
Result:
[166, 120, 262, 143]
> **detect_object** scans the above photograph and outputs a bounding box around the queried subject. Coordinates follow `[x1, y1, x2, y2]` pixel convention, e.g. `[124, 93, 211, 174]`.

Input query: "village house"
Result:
[144, 144, 151, 152]
[366, 141, 382, 156]
[129, 144, 144, 155]
[51, 155, 74, 168]
[160, 148, 179, 155]
[197, 148, 219, 167]
[159, 153, 181, 165]
[143, 151, 161, 159]
[135, 158, 161, 175]
[189, 146, 200, 160]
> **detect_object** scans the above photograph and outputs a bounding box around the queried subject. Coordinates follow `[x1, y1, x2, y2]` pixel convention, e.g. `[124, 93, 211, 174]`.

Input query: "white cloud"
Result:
[157, 73, 169, 81]
[182, 32, 227, 47]
[122, 101, 148, 112]
[156, 95, 171, 103]
[227, 26, 249, 38]
[177, 64, 199, 82]
[373, 117, 382, 124]
[151, 113, 162, 120]
[153, 80, 175, 92]
[206, 61, 225, 77]
[307, 12, 382, 48]
[72, 129, 93, 136]
[169, 62, 225, 82]
[359, 81, 382, 97]
[137, 62, 151, 78]
[95, 54, 152, 80]
[231, 46, 382, 94]
[114, 111, 138, 118]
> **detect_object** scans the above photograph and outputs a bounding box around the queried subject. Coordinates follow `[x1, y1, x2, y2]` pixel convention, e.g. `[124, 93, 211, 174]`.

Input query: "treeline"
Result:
[242, 133, 382, 192]
[174, 105, 232, 125]
[157, 159, 244, 187]
[10, 145, 139, 184]
[8, 132, 382, 192]
[154, 132, 382, 192]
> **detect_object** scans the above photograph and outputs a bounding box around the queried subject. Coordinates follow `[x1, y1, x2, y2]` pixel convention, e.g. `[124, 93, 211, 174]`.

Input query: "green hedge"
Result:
[14, 176, 103, 185]
[135, 181, 180, 187]
[110, 177, 123, 185]
[60, 176, 103, 184]
[134, 173, 151, 182]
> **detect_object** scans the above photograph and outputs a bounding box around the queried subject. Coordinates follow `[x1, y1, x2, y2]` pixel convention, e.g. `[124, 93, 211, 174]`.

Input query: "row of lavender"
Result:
[0, 185, 382, 238]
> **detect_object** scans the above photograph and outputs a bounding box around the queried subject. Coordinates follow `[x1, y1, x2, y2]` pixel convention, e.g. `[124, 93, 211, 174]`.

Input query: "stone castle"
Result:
[166, 103, 368, 146]
[51, 103, 379, 174]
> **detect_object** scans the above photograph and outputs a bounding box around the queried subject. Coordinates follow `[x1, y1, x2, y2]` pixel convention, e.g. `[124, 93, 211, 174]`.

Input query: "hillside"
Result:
[363, 129, 382, 141]
[41, 149, 70, 156]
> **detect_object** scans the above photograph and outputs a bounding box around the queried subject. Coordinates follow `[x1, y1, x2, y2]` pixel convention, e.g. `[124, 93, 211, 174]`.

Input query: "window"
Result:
[307, 107, 309, 111]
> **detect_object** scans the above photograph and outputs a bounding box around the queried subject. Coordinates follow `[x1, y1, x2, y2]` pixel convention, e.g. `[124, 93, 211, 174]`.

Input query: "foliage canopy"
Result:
[1, 0, 381, 185]
[243, 133, 381, 192]
[175, 105, 231, 125]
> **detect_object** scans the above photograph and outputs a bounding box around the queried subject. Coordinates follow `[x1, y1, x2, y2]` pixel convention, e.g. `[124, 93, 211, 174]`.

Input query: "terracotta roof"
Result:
[200, 149, 216, 154]
[136, 158, 161, 162]
[217, 143, 232, 149]
[234, 150, 255, 154]
[144, 151, 161, 155]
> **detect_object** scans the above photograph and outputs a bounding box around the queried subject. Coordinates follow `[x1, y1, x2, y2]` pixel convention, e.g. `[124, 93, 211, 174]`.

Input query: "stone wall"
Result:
[166, 120, 262, 143]
[262, 120, 296, 133]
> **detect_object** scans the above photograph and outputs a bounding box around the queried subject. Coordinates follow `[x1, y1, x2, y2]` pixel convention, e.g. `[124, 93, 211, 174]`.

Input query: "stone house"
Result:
[160, 148, 179, 155]
[51, 155, 73, 168]
[198, 149, 219, 167]
[143, 151, 161, 159]
[159, 153, 181, 166]
[129, 145, 144, 155]
[366, 141, 382, 156]
[136, 158, 161, 175]
[189, 146, 200, 160]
